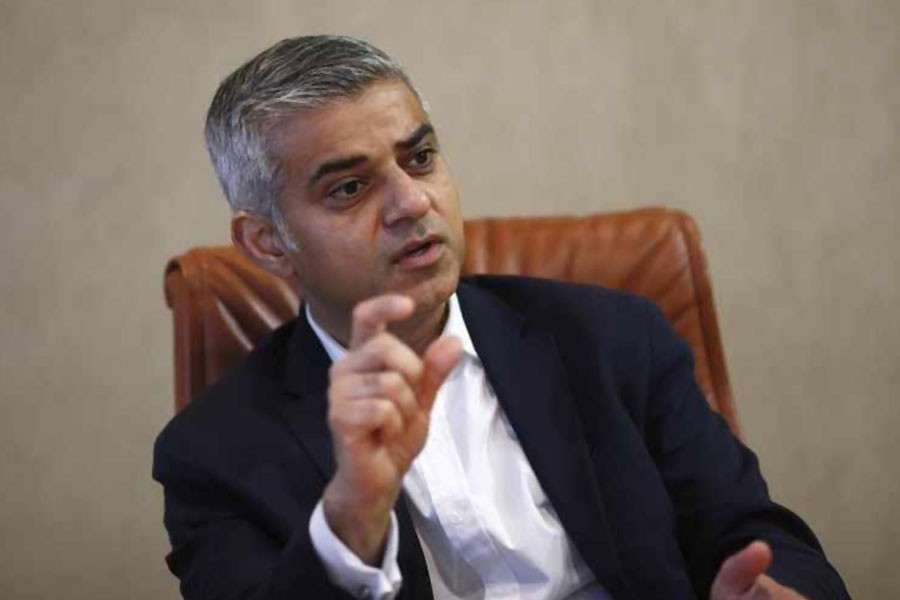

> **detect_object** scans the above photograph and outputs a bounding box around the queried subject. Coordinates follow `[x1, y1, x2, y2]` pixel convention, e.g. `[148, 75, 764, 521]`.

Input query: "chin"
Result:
[407, 268, 459, 314]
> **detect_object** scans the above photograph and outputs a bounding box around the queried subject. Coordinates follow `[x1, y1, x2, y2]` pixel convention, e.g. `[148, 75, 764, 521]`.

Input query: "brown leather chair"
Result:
[164, 206, 738, 435]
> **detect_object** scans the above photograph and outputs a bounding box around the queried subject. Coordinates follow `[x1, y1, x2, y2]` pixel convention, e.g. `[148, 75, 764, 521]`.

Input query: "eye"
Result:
[326, 179, 366, 204]
[408, 148, 436, 171]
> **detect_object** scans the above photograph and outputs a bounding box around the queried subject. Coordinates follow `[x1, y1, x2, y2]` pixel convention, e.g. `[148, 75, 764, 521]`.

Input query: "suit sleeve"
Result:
[153, 429, 358, 600]
[640, 301, 850, 599]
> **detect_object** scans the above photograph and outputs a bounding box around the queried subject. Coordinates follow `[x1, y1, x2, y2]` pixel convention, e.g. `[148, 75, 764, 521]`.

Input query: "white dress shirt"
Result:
[307, 295, 610, 600]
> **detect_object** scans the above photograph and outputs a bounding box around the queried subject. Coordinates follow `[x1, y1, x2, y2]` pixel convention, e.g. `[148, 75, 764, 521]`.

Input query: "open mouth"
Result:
[393, 236, 444, 267]
[402, 240, 435, 258]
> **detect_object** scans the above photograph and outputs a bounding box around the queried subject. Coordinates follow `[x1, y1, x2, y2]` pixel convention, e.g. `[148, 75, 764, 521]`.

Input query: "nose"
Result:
[382, 168, 430, 227]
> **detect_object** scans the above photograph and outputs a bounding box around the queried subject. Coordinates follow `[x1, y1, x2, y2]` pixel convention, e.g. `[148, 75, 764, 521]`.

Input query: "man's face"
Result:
[270, 79, 464, 331]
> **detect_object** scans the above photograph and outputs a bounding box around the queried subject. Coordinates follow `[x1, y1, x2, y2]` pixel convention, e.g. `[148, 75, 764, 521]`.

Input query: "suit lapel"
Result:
[458, 282, 634, 600]
[279, 313, 335, 478]
[278, 312, 433, 599]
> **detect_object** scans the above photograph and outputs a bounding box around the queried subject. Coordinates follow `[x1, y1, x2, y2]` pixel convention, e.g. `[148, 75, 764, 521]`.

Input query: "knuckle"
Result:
[412, 359, 425, 378]
[365, 333, 399, 363]
[369, 399, 392, 421]
[371, 331, 395, 349]
[381, 371, 404, 395]
[360, 372, 381, 392]
[351, 301, 369, 323]
[405, 358, 424, 383]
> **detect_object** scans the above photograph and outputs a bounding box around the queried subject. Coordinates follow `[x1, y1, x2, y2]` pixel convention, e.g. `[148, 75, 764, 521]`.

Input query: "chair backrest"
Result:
[164, 206, 738, 435]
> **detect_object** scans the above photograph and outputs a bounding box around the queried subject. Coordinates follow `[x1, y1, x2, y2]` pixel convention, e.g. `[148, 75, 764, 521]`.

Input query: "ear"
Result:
[231, 210, 296, 278]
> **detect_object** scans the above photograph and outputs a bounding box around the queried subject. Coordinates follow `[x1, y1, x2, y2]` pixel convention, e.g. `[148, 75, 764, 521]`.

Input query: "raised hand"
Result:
[321, 294, 461, 565]
[711, 541, 808, 600]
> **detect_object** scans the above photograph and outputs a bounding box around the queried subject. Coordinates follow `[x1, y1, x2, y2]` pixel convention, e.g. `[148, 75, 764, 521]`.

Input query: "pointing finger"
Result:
[417, 335, 462, 413]
[331, 332, 424, 384]
[350, 295, 415, 349]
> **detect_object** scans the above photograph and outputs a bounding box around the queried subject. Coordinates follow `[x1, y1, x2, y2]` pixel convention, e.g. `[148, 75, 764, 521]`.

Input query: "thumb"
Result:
[711, 540, 773, 598]
[417, 335, 462, 412]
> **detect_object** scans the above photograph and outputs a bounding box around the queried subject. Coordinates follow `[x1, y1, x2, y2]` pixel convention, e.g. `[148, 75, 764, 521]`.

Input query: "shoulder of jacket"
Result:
[154, 318, 298, 455]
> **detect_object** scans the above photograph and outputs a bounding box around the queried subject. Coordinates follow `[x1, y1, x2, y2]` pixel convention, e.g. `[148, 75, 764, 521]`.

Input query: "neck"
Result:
[390, 301, 449, 356]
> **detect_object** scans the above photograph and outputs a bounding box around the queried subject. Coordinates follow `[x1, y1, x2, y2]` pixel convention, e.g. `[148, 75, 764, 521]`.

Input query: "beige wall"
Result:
[1, 0, 897, 597]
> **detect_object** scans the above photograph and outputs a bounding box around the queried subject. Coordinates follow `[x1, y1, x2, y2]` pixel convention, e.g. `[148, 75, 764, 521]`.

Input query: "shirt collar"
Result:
[305, 293, 478, 363]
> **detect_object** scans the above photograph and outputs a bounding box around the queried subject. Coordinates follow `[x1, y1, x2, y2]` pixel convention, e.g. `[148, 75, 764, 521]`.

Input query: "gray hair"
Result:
[204, 35, 421, 242]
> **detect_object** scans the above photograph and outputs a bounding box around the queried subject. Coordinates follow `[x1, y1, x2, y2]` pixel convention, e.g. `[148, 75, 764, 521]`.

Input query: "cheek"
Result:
[298, 222, 383, 272]
[427, 174, 460, 216]
[435, 185, 464, 246]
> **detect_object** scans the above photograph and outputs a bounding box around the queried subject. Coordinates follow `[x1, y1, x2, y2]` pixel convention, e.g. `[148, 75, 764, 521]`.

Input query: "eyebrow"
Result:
[307, 122, 436, 188]
[396, 122, 435, 151]
[308, 155, 368, 188]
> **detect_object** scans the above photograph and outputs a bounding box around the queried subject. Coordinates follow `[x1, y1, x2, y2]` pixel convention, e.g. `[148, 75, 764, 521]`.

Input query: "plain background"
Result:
[1, 1, 897, 598]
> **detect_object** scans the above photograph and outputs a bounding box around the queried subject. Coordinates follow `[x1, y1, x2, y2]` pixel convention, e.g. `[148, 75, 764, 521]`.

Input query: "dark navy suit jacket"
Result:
[153, 276, 850, 599]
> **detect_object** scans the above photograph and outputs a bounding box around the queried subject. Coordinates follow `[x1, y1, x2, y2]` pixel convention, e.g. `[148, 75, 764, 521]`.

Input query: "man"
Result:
[154, 35, 849, 599]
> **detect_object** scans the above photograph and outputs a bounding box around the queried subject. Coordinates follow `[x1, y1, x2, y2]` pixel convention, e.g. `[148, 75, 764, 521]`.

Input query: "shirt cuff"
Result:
[309, 500, 402, 599]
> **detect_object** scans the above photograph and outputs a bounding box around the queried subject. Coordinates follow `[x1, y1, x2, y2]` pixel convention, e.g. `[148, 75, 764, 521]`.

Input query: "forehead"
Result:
[272, 79, 428, 177]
